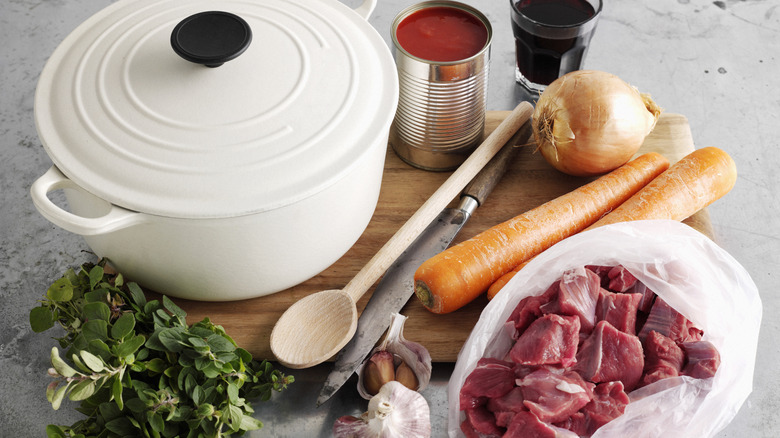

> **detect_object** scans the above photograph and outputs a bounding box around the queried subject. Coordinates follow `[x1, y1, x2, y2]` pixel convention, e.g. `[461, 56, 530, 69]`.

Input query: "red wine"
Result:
[511, 0, 599, 89]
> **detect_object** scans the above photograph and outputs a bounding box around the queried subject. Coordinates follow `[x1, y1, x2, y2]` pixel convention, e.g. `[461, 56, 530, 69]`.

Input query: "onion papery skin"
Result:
[533, 70, 662, 177]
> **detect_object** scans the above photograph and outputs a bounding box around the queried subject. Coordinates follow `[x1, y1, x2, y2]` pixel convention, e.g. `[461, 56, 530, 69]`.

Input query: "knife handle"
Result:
[461, 119, 533, 206]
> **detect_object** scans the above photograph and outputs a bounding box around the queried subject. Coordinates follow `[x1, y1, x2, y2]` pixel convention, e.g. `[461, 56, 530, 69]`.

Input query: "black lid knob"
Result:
[171, 11, 252, 68]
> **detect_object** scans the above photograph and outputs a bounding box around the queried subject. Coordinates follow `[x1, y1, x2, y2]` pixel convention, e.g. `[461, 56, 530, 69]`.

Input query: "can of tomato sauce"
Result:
[390, 1, 493, 171]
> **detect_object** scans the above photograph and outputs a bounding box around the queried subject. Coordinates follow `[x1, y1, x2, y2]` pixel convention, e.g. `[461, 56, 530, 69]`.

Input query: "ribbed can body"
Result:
[390, 1, 493, 171]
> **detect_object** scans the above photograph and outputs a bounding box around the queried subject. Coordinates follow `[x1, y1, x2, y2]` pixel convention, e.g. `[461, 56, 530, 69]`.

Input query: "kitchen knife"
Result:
[316, 120, 533, 406]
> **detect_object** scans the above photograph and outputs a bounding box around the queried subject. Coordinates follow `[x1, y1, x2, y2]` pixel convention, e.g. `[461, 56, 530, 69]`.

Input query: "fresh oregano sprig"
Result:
[30, 260, 293, 438]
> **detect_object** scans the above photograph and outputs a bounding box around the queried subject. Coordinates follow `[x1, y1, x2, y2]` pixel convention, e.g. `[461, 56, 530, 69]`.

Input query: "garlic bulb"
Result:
[357, 313, 432, 399]
[333, 381, 431, 438]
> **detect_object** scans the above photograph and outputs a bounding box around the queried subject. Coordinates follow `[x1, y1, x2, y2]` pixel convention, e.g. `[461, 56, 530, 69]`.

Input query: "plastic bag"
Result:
[448, 220, 762, 438]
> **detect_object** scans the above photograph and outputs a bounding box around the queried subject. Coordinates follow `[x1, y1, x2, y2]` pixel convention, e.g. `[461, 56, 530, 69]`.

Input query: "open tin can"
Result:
[389, 1, 493, 171]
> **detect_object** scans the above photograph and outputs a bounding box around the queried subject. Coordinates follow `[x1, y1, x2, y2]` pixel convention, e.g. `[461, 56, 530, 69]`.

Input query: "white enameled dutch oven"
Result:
[30, 0, 399, 301]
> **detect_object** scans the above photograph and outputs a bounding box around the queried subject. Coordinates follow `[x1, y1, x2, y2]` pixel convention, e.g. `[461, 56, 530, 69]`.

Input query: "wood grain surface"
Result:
[158, 111, 712, 363]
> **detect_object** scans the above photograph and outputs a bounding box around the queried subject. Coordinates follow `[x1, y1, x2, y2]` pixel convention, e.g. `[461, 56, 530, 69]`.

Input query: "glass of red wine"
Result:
[510, 0, 602, 93]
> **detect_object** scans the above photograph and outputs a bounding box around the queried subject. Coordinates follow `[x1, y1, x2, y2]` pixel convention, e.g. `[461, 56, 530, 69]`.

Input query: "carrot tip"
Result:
[414, 281, 438, 313]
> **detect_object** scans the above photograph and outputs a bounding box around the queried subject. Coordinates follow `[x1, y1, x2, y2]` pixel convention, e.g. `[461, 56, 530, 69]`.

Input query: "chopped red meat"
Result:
[641, 331, 685, 387]
[582, 381, 630, 435]
[510, 314, 580, 368]
[503, 411, 559, 438]
[606, 266, 638, 292]
[519, 368, 594, 423]
[462, 265, 718, 437]
[681, 341, 721, 379]
[627, 281, 656, 313]
[554, 411, 589, 436]
[460, 391, 488, 410]
[464, 405, 503, 437]
[507, 281, 560, 337]
[574, 320, 644, 391]
[638, 298, 703, 343]
[585, 265, 613, 288]
[541, 267, 601, 333]
[596, 289, 642, 334]
[460, 414, 501, 438]
[486, 387, 525, 414]
[461, 358, 516, 400]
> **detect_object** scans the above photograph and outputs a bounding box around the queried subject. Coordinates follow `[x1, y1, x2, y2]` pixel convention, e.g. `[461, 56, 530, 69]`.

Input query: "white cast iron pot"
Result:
[30, 0, 399, 301]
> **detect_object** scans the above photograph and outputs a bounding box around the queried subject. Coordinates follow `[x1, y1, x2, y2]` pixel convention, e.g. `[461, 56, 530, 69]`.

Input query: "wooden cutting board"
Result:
[163, 111, 712, 363]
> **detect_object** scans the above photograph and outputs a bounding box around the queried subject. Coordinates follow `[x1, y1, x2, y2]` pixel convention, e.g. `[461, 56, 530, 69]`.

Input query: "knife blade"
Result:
[316, 120, 533, 406]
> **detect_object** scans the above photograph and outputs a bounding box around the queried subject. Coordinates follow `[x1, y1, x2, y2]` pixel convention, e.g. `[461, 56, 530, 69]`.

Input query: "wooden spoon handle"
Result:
[342, 101, 534, 302]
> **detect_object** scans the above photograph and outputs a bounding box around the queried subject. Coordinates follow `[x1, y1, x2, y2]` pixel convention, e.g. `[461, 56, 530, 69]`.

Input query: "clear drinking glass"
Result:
[510, 0, 602, 93]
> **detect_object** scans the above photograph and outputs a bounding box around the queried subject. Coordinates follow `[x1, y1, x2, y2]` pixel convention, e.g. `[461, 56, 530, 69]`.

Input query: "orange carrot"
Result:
[586, 146, 736, 228]
[486, 260, 529, 300]
[485, 146, 737, 301]
[414, 152, 670, 314]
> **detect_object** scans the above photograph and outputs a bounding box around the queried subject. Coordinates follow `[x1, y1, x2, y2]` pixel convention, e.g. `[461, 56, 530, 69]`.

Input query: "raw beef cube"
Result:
[596, 289, 642, 334]
[461, 358, 516, 400]
[486, 387, 525, 428]
[575, 320, 644, 391]
[460, 414, 501, 438]
[607, 266, 637, 292]
[460, 391, 487, 410]
[638, 298, 703, 343]
[585, 265, 613, 288]
[541, 267, 601, 333]
[464, 405, 503, 437]
[487, 387, 525, 414]
[641, 331, 685, 386]
[507, 281, 559, 337]
[503, 411, 560, 438]
[510, 314, 580, 368]
[582, 381, 630, 434]
[554, 412, 589, 437]
[628, 281, 656, 314]
[681, 341, 721, 379]
[519, 368, 594, 423]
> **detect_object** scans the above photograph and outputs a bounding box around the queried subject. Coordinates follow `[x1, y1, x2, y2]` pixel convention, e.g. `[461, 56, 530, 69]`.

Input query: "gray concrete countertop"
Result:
[1, 0, 777, 436]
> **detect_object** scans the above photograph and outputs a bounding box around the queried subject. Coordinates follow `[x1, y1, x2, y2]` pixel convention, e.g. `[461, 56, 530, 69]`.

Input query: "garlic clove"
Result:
[363, 350, 396, 396]
[357, 313, 432, 400]
[334, 381, 431, 438]
[394, 360, 419, 391]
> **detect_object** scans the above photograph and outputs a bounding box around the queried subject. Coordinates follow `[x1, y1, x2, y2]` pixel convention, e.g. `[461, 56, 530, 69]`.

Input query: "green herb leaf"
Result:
[149, 411, 165, 433]
[112, 376, 124, 411]
[157, 328, 185, 353]
[127, 282, 146, 308]
[206, 334, 235, 353]
[47, 278, 73, 302]
[83, 301, 111, 322]
[88, 265, 104, 290]
[115, 334, 145, 359]
[51, 347, 77, 378]
[104, 417, 137, 435]
[163, 295, 187, 320]
[69, 379, 97, 401]
[111, 312, 135, 339]
[81, 319, 108, 343]
[45, 425, 67, 438]
[240, 414, 264, 431]
[79, 350, 105, 373]
[50, 383, 68, 410]
[30, 306, 55, 333]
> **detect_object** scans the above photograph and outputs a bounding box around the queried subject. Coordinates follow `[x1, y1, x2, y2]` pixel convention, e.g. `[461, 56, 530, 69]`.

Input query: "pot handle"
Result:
[30, 166, 146, 236]
[353, 0, 377, 20]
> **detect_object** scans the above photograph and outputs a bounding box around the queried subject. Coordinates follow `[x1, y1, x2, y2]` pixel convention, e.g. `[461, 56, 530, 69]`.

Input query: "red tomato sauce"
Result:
[395, 6, 489, 62]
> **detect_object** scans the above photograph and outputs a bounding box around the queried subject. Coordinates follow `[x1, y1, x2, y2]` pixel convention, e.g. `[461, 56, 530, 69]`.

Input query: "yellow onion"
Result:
[533, 70, 662, 176]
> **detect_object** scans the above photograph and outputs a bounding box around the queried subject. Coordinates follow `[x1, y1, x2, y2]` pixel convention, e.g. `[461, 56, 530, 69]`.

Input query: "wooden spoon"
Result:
[270, 101, 534, 369]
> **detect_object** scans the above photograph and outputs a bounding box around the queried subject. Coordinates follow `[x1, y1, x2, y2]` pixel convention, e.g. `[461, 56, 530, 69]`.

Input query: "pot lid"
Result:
[35, 0, 398, 218]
